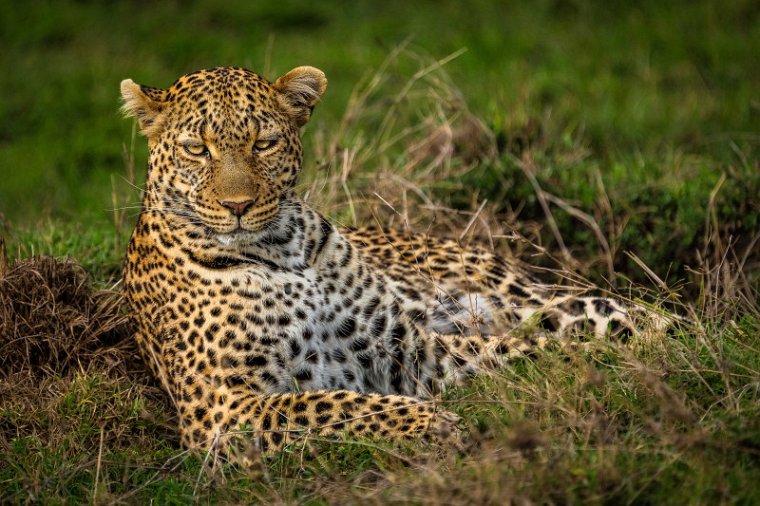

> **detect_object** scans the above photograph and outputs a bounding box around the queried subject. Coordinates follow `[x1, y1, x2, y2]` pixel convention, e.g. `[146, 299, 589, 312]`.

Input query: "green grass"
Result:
[2, 0, 759, 214]
[2, 0, 758, 285]
[9, 221, 127, 283]
[1, 0, 759, 504]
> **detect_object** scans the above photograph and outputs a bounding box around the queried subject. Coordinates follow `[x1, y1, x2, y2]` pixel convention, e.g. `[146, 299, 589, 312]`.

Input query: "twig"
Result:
[0, 234, 8, 277]
[193, 430, 220, 498]
[542, 191, 615, 279]
[514, 157, 575, 267]
[340, 147, 358, 224]
[458, 199, 487, 241]
[625, 251, 668, 290]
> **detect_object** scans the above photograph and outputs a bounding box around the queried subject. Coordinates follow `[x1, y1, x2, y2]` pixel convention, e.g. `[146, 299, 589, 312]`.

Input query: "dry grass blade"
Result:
[93, 427, 105, 505]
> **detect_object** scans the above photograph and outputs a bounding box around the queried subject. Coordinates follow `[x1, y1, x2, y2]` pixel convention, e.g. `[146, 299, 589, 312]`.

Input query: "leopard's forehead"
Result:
[167, 66, 275, 108]
[162, 66, 285, 135]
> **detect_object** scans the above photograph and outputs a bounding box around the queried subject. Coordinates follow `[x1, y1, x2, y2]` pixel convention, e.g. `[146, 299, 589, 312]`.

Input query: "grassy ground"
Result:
[1, 0, 759, 504]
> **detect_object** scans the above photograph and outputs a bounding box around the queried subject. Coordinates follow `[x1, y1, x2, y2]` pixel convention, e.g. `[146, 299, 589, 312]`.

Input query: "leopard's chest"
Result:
[166, 264, 401, 394]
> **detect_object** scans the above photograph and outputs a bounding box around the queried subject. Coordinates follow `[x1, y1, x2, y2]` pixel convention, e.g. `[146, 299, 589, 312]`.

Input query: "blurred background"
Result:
[0, 0, 758, 286]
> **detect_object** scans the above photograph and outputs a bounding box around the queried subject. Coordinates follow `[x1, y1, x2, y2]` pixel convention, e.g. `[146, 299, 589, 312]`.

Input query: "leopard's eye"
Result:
[183, 144, 209, 157]
[253, 137, 278, 153]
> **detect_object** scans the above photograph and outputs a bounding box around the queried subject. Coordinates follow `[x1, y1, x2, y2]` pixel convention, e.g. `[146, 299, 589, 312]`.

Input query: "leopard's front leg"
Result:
[176, 387, 461, 455]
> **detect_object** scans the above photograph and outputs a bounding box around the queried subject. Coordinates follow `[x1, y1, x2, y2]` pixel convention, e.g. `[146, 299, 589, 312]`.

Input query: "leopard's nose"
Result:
[219, 199, 255, 217]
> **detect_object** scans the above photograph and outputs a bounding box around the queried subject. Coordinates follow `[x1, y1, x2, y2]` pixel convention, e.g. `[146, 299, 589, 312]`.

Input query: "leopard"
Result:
[120, 65, 666, 457]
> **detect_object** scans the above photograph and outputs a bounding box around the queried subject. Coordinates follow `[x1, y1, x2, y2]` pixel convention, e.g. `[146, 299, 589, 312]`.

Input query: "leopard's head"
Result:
[121, 66, 326, 239]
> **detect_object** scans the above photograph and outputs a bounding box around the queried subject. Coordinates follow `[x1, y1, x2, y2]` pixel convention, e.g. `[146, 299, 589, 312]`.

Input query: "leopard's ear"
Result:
[274, 66, 327, 127]
[120, 79, 167, 138]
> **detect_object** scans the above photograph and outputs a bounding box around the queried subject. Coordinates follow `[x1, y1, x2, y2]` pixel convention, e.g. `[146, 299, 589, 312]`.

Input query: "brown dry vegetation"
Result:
[0, 256, 131, 378]
[0, 254, 176, 497]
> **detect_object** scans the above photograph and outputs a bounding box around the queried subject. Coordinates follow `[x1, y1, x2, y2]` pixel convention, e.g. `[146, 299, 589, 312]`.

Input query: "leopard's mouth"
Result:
[198, 195, 292, 247]
[200, 201, 278, 235]
[213, 211, 282, 247]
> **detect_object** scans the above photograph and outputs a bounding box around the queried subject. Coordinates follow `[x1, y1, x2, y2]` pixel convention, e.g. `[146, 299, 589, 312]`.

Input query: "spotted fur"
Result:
[121, 66, 661, 455]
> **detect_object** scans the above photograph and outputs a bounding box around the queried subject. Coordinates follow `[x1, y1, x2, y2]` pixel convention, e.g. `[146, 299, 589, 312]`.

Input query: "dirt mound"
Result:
[0, 250, 173, 458]
[0, 253, 135, 378]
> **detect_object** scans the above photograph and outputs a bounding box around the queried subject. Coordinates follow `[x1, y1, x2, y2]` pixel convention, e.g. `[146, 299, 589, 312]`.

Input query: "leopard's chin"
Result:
[214, 228, 267, 248]
[214, 217, 282, 248]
